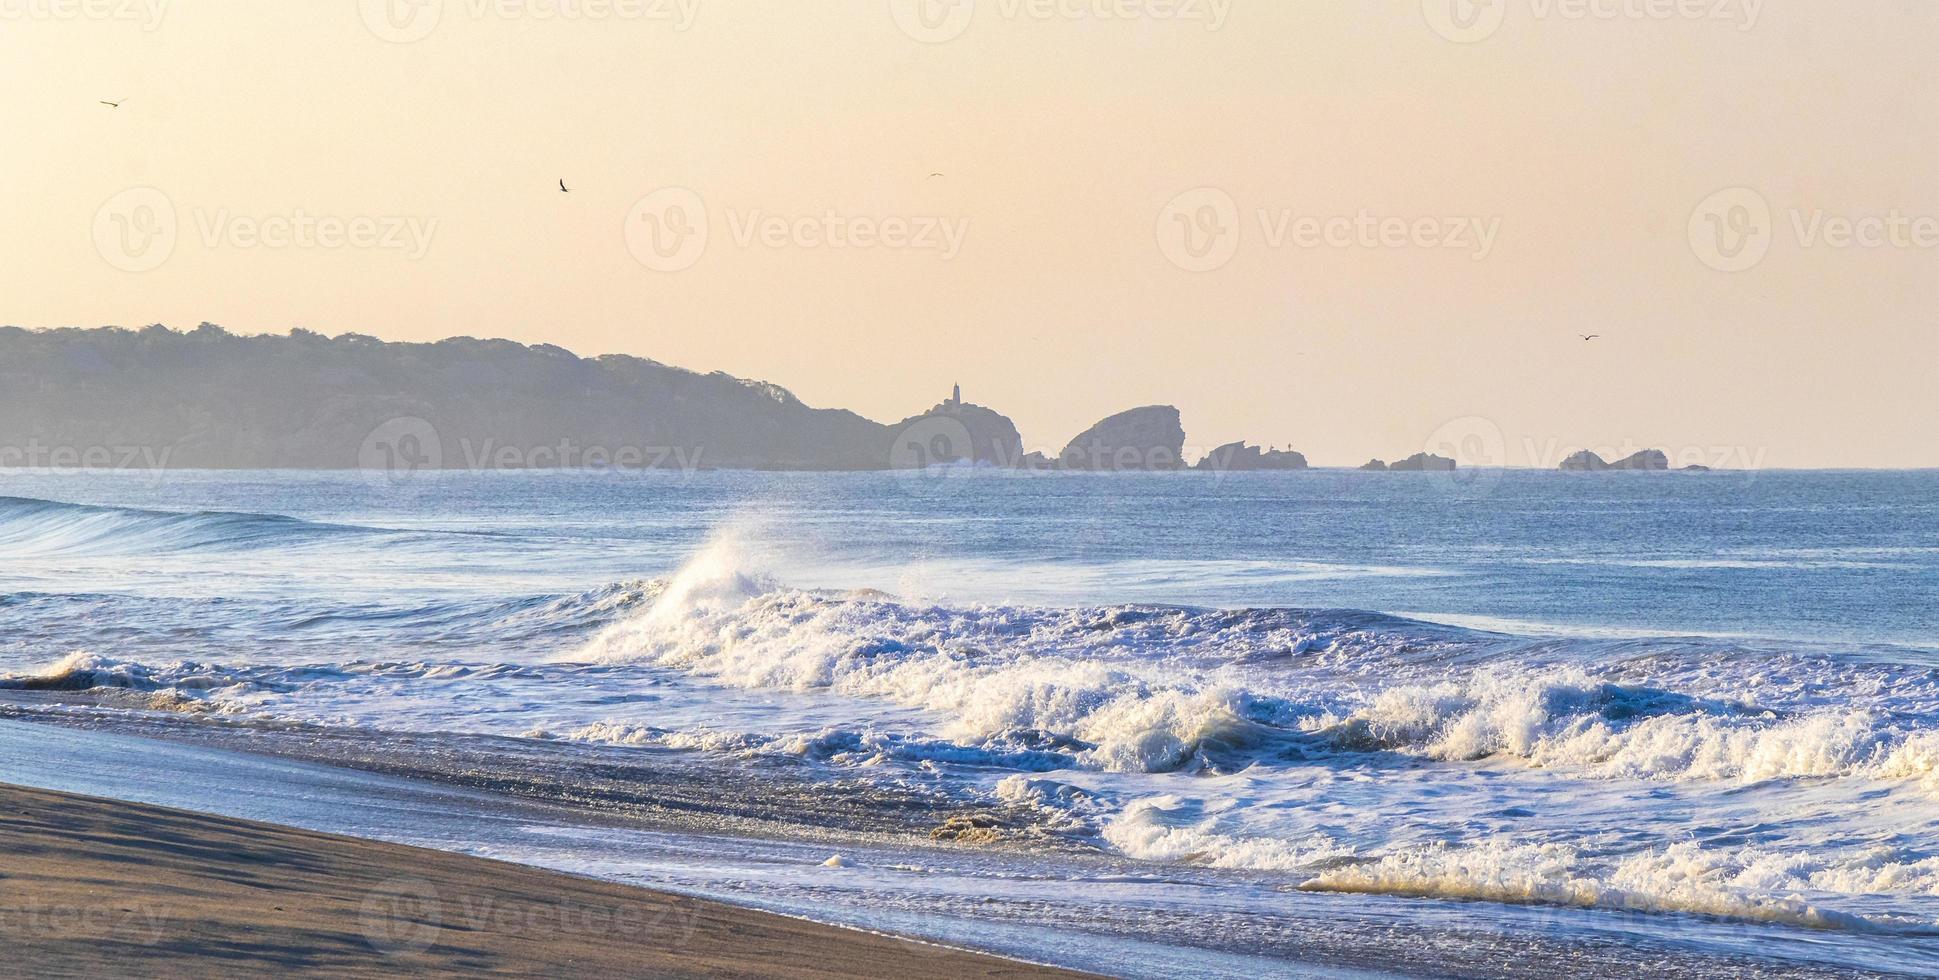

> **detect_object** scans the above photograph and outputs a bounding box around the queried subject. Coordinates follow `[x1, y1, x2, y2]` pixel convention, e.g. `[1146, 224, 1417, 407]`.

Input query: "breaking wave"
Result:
[1298, 670, 1939, 791]
[13, 522, 1939, 939]
[569, 533, 1939, 796]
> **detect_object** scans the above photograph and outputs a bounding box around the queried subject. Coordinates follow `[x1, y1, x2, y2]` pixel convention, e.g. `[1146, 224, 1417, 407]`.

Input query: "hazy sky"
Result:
[5, 1, 1937, 466]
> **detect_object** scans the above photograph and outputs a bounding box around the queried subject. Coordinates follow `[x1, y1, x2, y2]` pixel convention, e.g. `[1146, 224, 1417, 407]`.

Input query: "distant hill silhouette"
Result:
[0, 325, 1332, 474]
[0, 324, 902, 470]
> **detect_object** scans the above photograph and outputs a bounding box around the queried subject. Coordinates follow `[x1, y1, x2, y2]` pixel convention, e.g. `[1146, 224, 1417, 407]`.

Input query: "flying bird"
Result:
[100, 100, 123, 109]
[928, 172, 946, 179]
[1580, 334, 1601, 341]
[559, 179, 569, 193]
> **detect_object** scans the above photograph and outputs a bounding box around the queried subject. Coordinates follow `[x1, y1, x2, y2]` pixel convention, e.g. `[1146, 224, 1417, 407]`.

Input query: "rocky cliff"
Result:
[1388, 452, 1458, 472]
[886, 400, 1025, 469]
[1611, 449, 1671, 470]
[5, 325, 1529, 476]
[1057, 406, 1187, 471]
[1561, 449, 1670, 471]
[1195, 442, 1309, 471]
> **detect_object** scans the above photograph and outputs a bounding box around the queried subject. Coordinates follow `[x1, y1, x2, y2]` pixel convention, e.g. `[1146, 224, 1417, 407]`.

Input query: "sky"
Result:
[3, 0, 1937, 467]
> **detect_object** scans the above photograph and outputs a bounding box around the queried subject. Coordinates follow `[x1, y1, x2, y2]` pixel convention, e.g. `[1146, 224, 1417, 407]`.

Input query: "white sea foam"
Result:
[536, 537, 1939, 937]
[1094, 792, 1939, 931]
[0, 651, 245, 694]
[1297, 840, 1893, 932]
[572, 536, 1939, 802]
[533, 720, 1082, 772]
[17, 525, 1939, 943]
[1300, 668, 1939, 790]
[1100, 794, 1355, 872]
[571, 528, 1316, 773]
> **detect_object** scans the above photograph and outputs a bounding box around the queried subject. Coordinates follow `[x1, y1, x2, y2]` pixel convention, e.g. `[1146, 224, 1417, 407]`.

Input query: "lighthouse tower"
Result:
[950, 384, 962, 407]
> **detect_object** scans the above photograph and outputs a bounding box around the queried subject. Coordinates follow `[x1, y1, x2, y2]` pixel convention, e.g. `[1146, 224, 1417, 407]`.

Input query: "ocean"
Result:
[2, 467, 1936, 976]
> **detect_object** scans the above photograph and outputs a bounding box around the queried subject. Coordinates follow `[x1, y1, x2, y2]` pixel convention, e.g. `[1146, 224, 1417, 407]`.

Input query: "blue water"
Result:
[2, 467, 1938, 974]
[3, 468, 1935, 650]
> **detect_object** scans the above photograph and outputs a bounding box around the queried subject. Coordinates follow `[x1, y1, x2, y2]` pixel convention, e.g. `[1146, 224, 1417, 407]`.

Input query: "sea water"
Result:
[2, 468, 1936, 973]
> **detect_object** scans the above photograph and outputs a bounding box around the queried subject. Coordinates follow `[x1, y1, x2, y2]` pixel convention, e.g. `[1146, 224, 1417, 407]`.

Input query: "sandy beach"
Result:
[0, 783, 1090, 978]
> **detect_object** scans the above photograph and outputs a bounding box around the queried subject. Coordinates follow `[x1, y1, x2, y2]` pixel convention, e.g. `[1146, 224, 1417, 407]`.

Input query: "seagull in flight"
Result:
[928, 172, 946, 179]
[100, 99, 123, 109]
[559, 179, 570, 193]
[1579, 334, 1601, 341]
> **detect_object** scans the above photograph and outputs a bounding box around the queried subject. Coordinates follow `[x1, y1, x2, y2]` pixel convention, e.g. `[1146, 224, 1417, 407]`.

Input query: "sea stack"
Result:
[1611, 449, 1670, 470]
[1194, 442, 1309, 471]
[1388, 452, 1457, 472]
[1561, 449, 1670, 471]
[1059, 406, 1188, 471]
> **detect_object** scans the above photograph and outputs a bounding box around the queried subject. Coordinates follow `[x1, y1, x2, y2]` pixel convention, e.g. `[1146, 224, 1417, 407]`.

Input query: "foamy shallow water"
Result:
[2, 469, 1938, 974]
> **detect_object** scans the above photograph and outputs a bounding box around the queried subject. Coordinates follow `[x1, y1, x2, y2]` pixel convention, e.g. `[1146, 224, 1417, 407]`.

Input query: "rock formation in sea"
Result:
[1359, 459, 1389, 471]
[1194, 442, 1309, 472]
[1561, 449, 1670, 471]
[886, 388, 1025, 469]
[1611, 449, 1671, 470]
[1058, 406, 1187, 471]
[1388, 452, 1457, 472]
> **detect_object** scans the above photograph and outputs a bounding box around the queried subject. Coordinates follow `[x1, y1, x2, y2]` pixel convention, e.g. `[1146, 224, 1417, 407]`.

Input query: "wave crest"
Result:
[0, 496, 381, 558]
[1302, 669, 1939, 789]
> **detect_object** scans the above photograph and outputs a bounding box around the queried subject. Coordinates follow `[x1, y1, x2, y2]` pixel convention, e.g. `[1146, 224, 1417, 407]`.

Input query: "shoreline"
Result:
[3, 710, 1923, 978]
[0, 782, 1091, 978]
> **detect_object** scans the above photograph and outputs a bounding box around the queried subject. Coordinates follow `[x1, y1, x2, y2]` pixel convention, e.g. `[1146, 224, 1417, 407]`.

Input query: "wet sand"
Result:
[0, 783, 1091, 979]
